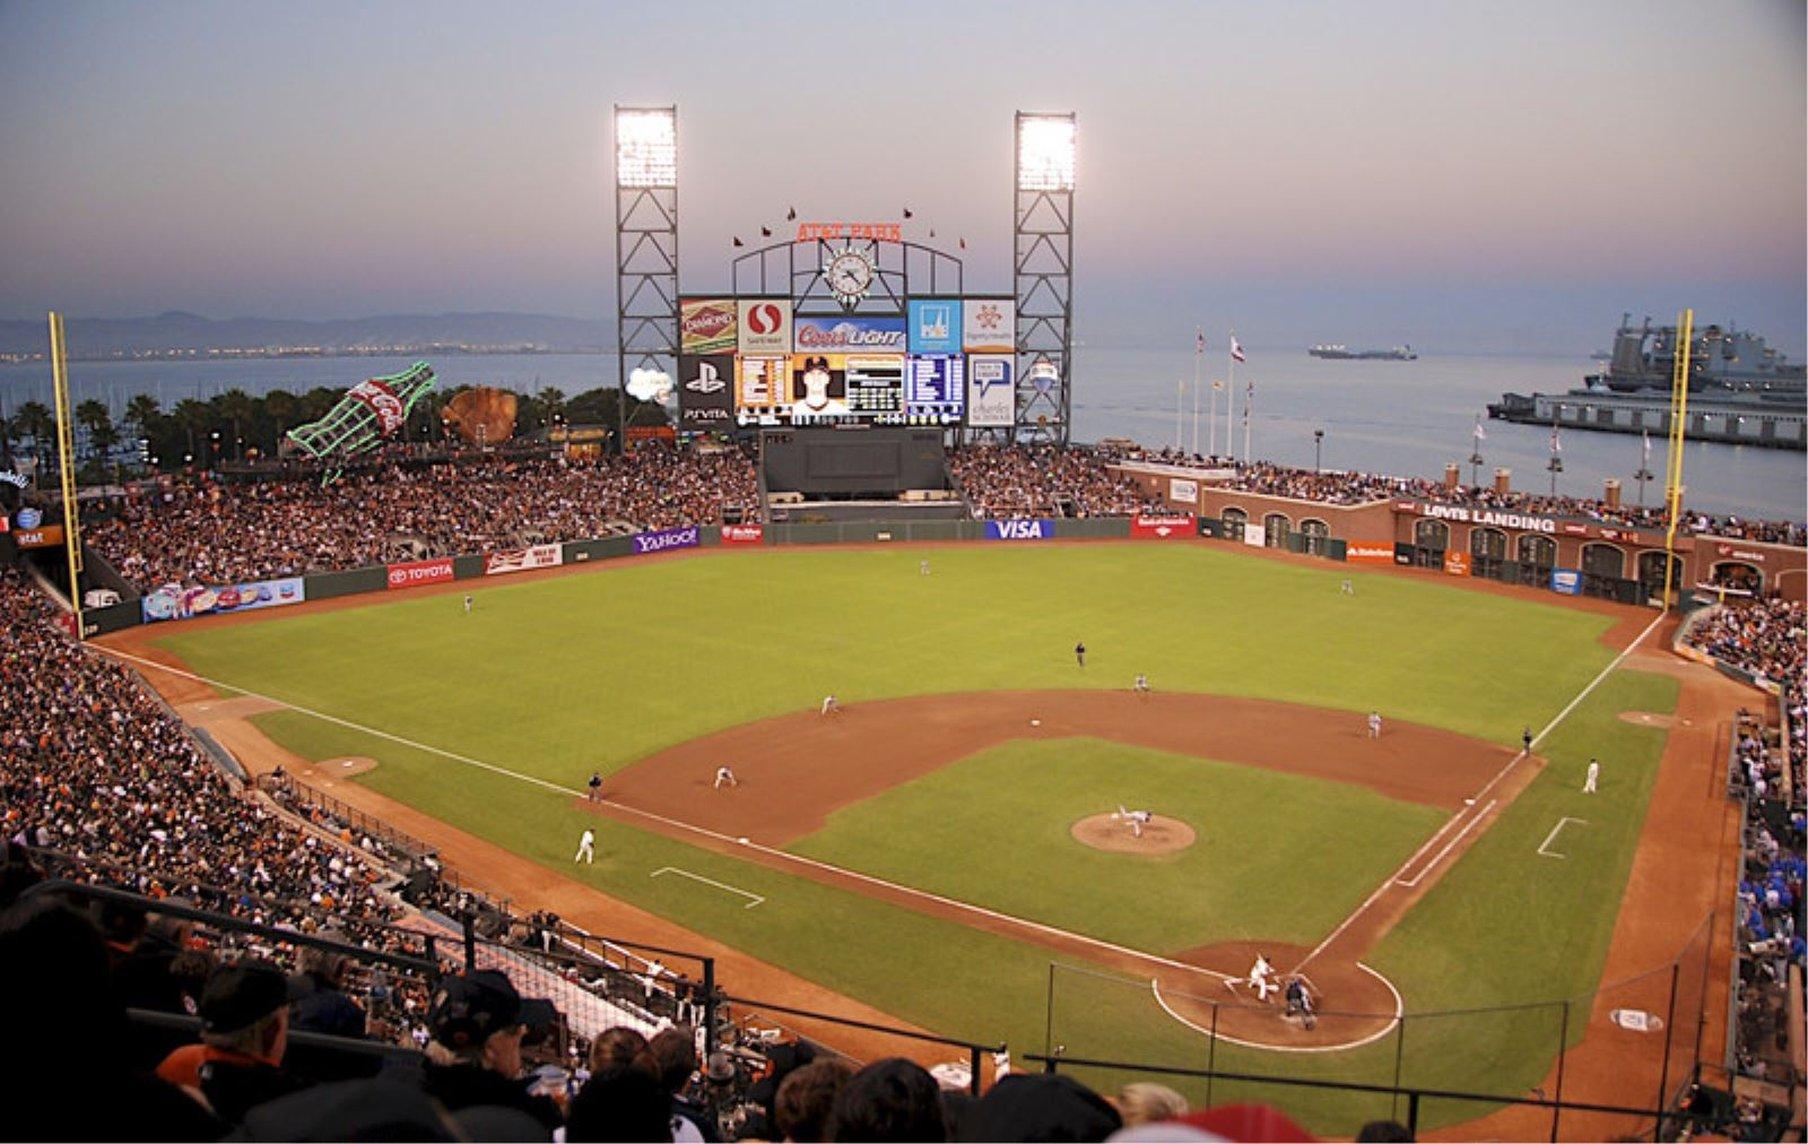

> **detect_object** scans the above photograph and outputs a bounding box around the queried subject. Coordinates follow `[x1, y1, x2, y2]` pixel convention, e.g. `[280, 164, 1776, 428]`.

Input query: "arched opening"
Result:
[1581, 542, 1626, 599]
[1263, 512, 1291, 550]
[1299, 518, 1331, 557]
[1221, 506, 1247, 542]
[1708, 560, 1763, 597]
[1413, 518, 1449, 570]
[1469, 527, 1508, 581]
[1517, 534, 1556, 588]
[1636, 550, 1684, 605]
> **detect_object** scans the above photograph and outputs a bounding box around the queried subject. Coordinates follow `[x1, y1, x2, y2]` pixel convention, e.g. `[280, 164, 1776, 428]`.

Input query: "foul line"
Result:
[1395, 800, 1495, 888]
[91, 643, 1236, 986]
[1291, 609, 1668, 975]
[1537, 817, 1588, 860]
[651, 867, 764, 909]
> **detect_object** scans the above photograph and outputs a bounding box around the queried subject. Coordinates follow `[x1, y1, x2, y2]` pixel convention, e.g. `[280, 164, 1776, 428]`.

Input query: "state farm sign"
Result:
[1132, 513, 1195, 539]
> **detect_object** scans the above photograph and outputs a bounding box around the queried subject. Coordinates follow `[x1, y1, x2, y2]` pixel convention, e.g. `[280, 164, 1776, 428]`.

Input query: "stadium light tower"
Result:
[1014, 111, 1076, 445]
[612, 105, 679, 452]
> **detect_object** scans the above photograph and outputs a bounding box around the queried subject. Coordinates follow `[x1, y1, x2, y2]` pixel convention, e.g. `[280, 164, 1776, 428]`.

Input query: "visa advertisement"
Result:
[907, 299, 962, 355]
[985, 519, 1055, 541]
[141, 577, 306, 623]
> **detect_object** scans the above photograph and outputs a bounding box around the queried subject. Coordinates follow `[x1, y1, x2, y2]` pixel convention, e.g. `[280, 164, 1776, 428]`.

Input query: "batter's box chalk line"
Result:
[1536, 817, 1589, 859]
[651, 866, 765, 909]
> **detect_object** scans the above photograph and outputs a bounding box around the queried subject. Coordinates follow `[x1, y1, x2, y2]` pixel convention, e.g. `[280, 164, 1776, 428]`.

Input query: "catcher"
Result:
[1283, 972, 1321, 1029]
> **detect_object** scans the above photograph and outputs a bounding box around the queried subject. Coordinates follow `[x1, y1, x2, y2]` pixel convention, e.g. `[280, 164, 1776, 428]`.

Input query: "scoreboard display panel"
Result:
[843, 356, 906, 419]
[906, 354, 965, 424]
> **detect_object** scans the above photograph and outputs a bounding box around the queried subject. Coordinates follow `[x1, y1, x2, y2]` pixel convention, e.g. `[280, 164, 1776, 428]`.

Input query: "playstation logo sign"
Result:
[685, 361, 727, 394]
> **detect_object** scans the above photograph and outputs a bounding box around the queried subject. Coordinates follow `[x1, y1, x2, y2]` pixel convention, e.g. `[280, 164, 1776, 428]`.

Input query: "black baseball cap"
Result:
[429, 969, 524, 1049]
[200, 960, 303, 1034]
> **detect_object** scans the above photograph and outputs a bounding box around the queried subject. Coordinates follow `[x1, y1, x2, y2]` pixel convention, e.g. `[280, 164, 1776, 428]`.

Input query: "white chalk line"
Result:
[1150, 961, 1404, 1054]
[651, 867, 764, 909]
[90, 644, 1237, 986]
[1536, 817, 1589, 860]
[1396, 800, 1496, 889]
[1291, 608, 1669, 975]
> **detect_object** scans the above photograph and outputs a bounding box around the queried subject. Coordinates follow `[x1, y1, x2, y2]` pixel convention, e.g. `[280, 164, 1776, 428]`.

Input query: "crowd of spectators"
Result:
[946, 444, 1153, 519]
[84, 447, 762, 590]
[1119, 446, 1807, 544]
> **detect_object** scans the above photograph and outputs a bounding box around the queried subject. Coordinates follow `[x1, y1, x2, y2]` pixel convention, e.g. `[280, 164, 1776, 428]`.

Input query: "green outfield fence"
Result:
[1043, 919, 1716, 1138]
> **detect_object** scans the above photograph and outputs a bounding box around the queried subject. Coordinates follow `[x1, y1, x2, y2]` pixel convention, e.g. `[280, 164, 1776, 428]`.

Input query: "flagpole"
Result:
[1208, 380, 1218, 459]
[1191, 330, 1202, 457]
[1243, 379, 1253, 463]
[1225, 330, 1237, 464]
[1175, 377, 1183, 453]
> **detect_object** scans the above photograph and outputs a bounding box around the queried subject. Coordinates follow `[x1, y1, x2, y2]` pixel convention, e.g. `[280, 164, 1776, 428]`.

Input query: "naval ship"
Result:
[1308, 344, 1417, 361]
[1487, 315, 1806, 450]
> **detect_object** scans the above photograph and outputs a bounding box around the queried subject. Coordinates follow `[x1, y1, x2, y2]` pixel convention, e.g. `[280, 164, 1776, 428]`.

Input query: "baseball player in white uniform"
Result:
[920, 559, 931, 576]
[463, 595, 474, 614]
[1583, 758, 1600, 793]
[574, 829, 595, 864]
[1133, 673, 1150, 695]
[1114, 805, 1154, 838]
[1247, 952, 1277, 1003]
[821, 694, 841, 716]
[715, 765, 738, 789]
[1367, 711, 1382, 739]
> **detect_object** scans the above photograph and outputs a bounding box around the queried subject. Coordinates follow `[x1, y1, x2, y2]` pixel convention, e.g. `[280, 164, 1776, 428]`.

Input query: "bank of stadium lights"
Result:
[1016, 113, 1076, 192]
[614, 107, 676, 188]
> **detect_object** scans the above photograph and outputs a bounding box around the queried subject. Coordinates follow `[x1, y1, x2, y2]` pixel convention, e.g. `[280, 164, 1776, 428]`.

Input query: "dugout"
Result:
[759, 426, 951, 501]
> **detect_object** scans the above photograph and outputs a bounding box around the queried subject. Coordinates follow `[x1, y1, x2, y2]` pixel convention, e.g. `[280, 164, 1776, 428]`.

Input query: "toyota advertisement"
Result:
[678, 354, 735, 430]
[141, 577, 306, 623]
[387, 557, 456, 590]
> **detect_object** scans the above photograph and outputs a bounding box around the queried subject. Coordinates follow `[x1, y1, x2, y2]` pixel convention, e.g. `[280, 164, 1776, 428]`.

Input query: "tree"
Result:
[124, 393, 162, 438]
[12, 401, 54, 467]
[216, 388, 256, 460]
[75, 399, 120, 467]
[170, 398, 209, 462]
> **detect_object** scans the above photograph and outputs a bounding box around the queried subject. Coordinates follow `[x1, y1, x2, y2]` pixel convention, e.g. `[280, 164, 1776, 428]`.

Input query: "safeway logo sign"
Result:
[1132, 513, 1195, 539]
[685, 361, 726, 394]
[738, 299, 792, 355]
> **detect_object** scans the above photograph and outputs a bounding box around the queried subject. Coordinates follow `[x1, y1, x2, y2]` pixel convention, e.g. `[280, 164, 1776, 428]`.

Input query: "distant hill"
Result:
[0, 311, 615, 357]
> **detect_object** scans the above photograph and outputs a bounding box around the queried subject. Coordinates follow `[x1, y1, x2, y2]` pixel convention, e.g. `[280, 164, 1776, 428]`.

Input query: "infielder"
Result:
[574, 828, 595, 864]
[586, 772, 603, 802]
[1584, 758, 1600, 794]
[1114, 805, 1154, 838]
[714, 765, 738, 789]
[1133, 673, 1150, 695]
[820, 694, 841, 717]
[1367, 711, 1382, 739]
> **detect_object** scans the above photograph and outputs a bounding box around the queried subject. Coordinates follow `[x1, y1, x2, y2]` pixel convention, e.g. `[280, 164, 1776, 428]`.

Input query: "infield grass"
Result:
[153, 543, 1670, 1132]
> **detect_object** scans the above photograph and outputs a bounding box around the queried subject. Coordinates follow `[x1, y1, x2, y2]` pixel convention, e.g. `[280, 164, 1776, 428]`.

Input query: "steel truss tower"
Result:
[1013, 111, 1076, 445]
[613, 105, 680, 449]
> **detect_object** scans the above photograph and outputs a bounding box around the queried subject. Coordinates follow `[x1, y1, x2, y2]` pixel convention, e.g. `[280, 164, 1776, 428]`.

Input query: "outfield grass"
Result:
[155, 544, 1670, 1132]
[790, 738, 1448, 951]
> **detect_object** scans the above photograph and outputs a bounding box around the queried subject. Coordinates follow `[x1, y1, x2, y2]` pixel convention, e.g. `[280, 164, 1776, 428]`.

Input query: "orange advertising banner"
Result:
[1443, 551, 1472, 577]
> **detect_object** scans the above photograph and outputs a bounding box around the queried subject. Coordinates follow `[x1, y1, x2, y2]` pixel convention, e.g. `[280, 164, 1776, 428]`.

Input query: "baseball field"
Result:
[131, 542, 1690, 1133]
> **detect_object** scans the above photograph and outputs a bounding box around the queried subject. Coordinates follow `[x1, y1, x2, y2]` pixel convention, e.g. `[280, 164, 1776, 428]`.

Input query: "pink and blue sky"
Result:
[1, 0, 1802, 353]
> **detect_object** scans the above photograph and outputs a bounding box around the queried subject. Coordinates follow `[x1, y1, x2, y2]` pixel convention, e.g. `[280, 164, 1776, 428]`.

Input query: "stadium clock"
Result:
[824, 246, 875, 308]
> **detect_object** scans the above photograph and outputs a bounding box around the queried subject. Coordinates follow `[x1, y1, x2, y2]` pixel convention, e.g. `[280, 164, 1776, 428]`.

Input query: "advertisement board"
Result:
[963, 299, 1016, 353]
[907, 299, 963, 355]
[678, 354, 735, 430]
[485, 543, 563, 576]
[679, 298, 737, 354]
[1443, 551, 1472, 577]
[141, 577, 306, 623]
[1169, 477, 1198, 504]
[387, 557, 456, 590]
[633, 525, 701, 555]
[1551, 568, 1582, 595]
[966, 355, 1015, 427]
[1243, 522, 1268, 547]
[13, 524, 64, 549]
[719, 524, 764, 545]
[905, 355, 965, 423]
[737, 298, 793, 356]
[793, 315, 907, 353]
[1345, 543, 1396, 566]
[985, 519, 1055, 540]
[1133, 513, 1196, 540]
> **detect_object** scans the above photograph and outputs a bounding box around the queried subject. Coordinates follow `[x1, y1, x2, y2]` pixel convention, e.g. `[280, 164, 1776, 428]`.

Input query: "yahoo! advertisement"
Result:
[633, 525, 700, 555]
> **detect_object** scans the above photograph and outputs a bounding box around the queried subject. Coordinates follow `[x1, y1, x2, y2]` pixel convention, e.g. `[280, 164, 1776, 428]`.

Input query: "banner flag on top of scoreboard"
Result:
[1230, 337, 1247, 363]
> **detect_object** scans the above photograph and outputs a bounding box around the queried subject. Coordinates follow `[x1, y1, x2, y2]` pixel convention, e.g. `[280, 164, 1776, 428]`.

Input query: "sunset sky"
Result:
[2, 0, 1802, 352]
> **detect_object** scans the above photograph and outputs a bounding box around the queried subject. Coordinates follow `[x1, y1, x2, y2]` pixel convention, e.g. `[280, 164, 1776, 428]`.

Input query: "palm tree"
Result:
[262, 389, 299, 454]
[171, 398, 209, 462]
[12, 401, 55, 467]
[124, 393, 162, 439]
[217, 388, 256, 460]
[75, 400, 114, 461]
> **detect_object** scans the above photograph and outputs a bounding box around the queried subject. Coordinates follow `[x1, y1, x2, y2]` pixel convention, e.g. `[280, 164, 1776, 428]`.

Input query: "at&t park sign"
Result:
[1405, 502, 1558, 535]
[794, 222, 903, 243]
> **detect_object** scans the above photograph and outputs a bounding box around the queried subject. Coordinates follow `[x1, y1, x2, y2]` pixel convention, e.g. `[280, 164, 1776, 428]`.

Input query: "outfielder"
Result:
[1075, 642, 1086, 668]
[1340, 579, 1355, 595]
[920, 559, 931, 576]
[1133, 673, 1150, 695]
[714, 765, 739, 789]
[820, 694, 841, 717]
[463, 595, 474, 614]
[574, 828, 595, 864]
[1584, 758, 1600, 794]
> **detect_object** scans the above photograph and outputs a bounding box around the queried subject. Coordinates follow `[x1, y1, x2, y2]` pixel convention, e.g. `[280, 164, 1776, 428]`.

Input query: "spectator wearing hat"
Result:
[156, 960, 309, 1125]
[421, 969, 563, 1135]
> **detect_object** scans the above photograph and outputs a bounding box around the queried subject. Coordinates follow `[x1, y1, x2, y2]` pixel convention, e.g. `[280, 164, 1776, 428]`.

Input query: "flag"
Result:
[786, 206, 797, 221]
[760, 226, 772, 238]
[1472, 418, 1486, 443]
[958, 237, 966, 250]
[1549, 426, 1562, 454]
[929, 228, 936, 238]
[1196, 330, 1206, 355]
[1231, 337, 1247, 363]
[1641, 430, 1651, 466]
[732, 236, 744, 247]
[903, 207, 914, 219]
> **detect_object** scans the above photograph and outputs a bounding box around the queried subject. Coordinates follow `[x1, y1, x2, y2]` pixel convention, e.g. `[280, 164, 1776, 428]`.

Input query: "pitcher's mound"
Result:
[318, 756, 378, 779]
[1619, 711, 1674, 728]
[1072, 812, 1196, 854]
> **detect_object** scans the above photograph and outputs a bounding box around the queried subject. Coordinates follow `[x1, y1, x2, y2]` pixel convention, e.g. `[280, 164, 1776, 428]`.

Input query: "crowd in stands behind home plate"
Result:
[84, 447, 762, 590]
[946, 443, 1154, 519]
[1122, 446, 1807, 544]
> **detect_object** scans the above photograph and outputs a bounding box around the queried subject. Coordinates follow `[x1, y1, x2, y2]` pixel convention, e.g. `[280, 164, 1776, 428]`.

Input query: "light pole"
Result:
[1313, 429, 1324, 475]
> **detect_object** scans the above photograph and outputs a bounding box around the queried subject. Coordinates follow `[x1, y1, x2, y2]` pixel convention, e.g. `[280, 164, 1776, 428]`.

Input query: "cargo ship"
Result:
[1309, 344, 1417, 361]
[1486, 316, 1805, 450]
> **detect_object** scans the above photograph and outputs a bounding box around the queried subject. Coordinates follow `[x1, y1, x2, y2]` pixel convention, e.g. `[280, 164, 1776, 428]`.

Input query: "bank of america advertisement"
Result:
[967, 355, 1015, 426]
[963, 299, 1015, 353]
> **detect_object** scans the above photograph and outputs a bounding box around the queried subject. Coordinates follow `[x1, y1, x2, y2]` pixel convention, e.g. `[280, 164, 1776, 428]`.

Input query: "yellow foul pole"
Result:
[48, 311, 85, 640]
[1660, 308, 1692, 613]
